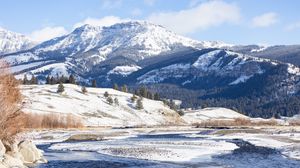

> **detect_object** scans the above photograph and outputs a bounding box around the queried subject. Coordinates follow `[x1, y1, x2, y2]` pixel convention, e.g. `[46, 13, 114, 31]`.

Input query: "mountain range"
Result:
[1, 21, 300, 118]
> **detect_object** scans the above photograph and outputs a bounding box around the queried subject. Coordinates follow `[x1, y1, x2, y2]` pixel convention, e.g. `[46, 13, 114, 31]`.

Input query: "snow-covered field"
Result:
[21, 84, 182, 127]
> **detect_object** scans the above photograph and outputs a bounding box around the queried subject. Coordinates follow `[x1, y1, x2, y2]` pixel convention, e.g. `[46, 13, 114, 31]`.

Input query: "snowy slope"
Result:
[136, 49, 293, 86]
[182, 107, 248, 124]
[0, 27, 35, 55]
[21, 84, 182, 127]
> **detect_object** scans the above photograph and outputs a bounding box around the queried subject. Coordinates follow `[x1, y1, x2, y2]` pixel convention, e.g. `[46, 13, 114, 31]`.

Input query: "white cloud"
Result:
[73, 16, 129, 29]
[131, 8, 142, 16]
[144, 0, 156, 6]
[251, 12, 278, 28]
[29, 26, 68, 42]
[285, 22, 300, 31]
[147, 0, 240, 35]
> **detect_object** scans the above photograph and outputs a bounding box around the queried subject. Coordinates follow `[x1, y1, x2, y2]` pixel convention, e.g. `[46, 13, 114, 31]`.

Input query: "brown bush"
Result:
[288, 119, 300, 126]
[252, 118, 278, 126]
[24, 113, 83, 129]
[195, 117, 278, 127]
[0, 61, 24, 143]
[234, 118, 251, 126]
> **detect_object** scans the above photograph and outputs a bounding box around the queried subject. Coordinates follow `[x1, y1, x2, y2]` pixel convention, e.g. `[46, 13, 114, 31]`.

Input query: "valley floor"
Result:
[24, 126, 300, 168]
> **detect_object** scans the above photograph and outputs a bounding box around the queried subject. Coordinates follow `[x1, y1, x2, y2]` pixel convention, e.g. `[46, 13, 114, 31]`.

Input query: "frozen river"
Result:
[33, 129, 300, 168]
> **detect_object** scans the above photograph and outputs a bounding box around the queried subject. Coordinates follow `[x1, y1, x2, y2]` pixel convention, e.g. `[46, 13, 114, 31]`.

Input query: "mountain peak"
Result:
[0, 27, 35, 55]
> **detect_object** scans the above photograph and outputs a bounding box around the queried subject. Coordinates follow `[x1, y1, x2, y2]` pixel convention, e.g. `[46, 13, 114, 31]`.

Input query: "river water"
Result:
[34, 131, 300, 168]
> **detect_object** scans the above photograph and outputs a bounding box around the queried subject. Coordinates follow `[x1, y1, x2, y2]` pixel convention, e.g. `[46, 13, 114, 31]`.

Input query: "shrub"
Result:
[289, 119, 300, 126]
[107, 96, 113, 105]
[0, 61, 24, 143]
[136, 98, 144, 110]
[114, 97, 119, 106]
[24, 113, 83, 129]
[57, 82, 65, 93]
[104, 91, 109, 97]
[131, 94, 137, 103]
[176, 110, 185, 116]
[81, 86, 87, 94]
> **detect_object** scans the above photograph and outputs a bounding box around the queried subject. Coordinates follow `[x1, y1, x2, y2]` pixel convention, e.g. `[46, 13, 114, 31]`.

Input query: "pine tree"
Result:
[30, 74, 37, 84]
[134, 89, 139, 96]
[104, 91, 109, 97]
[81, 86, 87, 94]
[114, 97, 119, 106]
[121, 85, 128, 92]
[23, 74, 28, 85]
[59, 75, 67, 83]
[154, 93, 160, 100]
[139, 86, 147, 97]
[50, 76, 55, 85]
[107, 96, 113, 105]
[57, 82, 65, 93]
[113, 83, 119, 90]
[169, 99, 177, 110]
[46, 75, 51, 84]
[69, 74, 76, 84]
[147, 91, 154, 99]
[136, 98, 144, 110]
[92, 80, 97, 87]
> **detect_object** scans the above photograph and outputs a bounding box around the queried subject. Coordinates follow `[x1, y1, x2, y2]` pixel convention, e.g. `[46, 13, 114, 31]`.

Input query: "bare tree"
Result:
[0, 61, 24, 143]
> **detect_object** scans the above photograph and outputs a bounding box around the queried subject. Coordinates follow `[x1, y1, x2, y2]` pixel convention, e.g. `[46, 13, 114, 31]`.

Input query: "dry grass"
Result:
[288, 119, 300, 126]
[24, 113, 83, 129]
[195, 117, 279, 128]
[252, 118, 278, 126]
[0, 61, 24, 143]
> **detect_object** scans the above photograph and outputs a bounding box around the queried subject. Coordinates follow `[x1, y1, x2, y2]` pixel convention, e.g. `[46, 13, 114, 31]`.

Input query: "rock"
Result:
[18, 140, 47, 164]
[0, 163, 6, 168]
[0, 140, 5, 157]
[1, 154, 26, 168]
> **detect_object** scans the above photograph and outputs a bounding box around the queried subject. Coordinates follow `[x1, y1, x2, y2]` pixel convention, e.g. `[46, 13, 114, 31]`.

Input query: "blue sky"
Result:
[1, 0, 300, 45]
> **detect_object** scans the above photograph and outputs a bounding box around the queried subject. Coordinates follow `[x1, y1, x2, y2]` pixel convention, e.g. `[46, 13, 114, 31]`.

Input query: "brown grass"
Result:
[0, 61, 24, 143]
[251, 118, 278, 126]
[195, 117, 279, 127]
[24, 113, 83, 129]
[288, 119, 300, 126]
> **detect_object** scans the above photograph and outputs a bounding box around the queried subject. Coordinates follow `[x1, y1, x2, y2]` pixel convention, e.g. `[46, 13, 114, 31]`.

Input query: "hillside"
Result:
[21, 84, 182, 127]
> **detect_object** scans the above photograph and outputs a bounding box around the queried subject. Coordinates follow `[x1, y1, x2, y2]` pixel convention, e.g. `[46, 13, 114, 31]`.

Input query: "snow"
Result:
[287, 63, 300, 75]
[8, 61, 50, 73]
[182, 107, 248, 124]
[137, 63, 191, 84]
[21, 84, 182, 127]
[229, 75, 253, 85]
[3, 52, 39, 65]
[108, 65, 141, 76]
[250, 45, 268, 53]
[192, 50, 222, 70]
[0, 27, 35, 55]
[48, 133, 238, 162]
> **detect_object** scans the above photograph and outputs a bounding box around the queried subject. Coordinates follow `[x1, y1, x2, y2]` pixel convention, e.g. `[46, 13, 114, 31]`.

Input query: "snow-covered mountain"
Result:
[0, 27, 35, 55]
[2, 21, 233, 78]
[127, 48, 300, 92]
[228, 45, 300, 67]
[2, 21, 300, 118]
